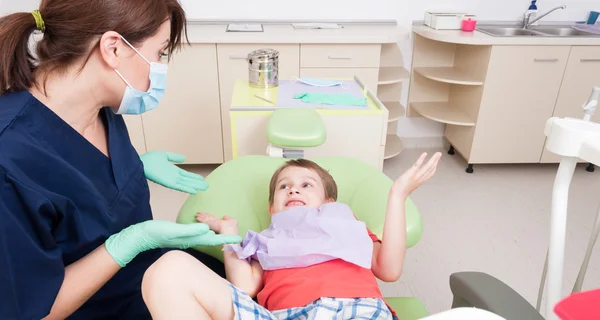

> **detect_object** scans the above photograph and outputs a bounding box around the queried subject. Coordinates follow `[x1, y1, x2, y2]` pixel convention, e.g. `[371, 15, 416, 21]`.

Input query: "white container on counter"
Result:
[424, 11, 476, 30]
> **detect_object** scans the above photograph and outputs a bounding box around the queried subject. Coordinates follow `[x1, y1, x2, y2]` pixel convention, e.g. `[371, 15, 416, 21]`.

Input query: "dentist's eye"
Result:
[159, 51, 169, 59]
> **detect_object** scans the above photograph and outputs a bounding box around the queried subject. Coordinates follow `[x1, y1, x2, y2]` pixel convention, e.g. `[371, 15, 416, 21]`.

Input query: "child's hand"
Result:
[196, 212, 239, 235]
[391, 152, 442, 199]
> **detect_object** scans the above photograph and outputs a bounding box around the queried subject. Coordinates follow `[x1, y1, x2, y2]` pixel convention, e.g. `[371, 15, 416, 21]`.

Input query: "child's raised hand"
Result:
[196, 212, 239, 235]
[391, 152, 442, 198]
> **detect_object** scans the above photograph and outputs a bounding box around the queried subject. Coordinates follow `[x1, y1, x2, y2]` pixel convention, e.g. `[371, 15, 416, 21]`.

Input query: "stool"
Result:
[265, 108, 326, 158]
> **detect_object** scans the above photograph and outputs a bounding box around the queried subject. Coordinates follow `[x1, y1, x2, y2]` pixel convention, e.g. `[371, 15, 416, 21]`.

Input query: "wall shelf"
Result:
[378, 67, 410, 85]
[410, 102, 476, 126]
[414, 67, 484, 86]
[384, 134, 404, 159]
[385, 101, 405, 122]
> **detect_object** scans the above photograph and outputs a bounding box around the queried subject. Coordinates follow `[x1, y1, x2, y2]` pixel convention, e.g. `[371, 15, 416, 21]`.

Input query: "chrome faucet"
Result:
[522, 5, 567, 28]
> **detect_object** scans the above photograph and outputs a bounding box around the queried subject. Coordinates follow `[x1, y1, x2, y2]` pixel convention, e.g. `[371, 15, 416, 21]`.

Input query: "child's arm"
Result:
[196, 213, 264, 297]
[222, 239, 264, 297]
[371, 152, 441, 282]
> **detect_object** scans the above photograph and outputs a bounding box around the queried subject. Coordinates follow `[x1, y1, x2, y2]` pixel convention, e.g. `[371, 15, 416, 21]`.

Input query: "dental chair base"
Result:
[449, 272, 544, 320]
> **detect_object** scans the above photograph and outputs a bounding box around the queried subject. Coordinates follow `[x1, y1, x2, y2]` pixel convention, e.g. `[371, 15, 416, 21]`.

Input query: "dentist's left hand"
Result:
[140, 150, 209, 194]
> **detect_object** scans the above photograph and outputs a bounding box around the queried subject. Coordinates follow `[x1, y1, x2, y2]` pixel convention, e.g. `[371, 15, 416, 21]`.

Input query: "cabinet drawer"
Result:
[300, 67, 379, 95]
[300, 44, 381, 68]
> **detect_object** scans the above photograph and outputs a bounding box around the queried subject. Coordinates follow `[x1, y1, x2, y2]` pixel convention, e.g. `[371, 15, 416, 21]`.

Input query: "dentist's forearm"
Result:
[43, 245, 120, 320]
[376, 192, 407, 281]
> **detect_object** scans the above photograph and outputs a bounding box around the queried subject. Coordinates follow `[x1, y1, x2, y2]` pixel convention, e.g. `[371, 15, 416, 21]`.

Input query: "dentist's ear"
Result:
[98, 31, 133, 70]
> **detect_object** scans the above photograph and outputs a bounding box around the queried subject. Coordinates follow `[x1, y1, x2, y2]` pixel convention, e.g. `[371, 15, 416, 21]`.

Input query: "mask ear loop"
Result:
[119, 36, 152, 66]
[114, 69, 133, 88]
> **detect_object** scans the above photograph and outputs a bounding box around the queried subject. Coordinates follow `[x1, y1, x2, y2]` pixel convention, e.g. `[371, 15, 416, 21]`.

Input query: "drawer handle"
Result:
[581, 59, 600, 63]
[328, 55, 352, 60]
[229, 55, 247, 60]
[534, 58, 559, 63]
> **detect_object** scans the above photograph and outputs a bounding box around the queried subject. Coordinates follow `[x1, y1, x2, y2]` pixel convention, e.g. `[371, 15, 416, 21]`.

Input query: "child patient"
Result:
[141, 152, 441, 320]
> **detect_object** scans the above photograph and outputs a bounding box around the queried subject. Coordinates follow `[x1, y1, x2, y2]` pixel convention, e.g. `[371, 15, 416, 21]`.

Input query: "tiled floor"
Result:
[148, 148, 600, 318]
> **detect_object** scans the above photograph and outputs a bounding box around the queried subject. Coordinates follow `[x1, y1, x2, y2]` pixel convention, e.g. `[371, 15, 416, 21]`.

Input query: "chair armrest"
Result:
[450, 272, 544, 320]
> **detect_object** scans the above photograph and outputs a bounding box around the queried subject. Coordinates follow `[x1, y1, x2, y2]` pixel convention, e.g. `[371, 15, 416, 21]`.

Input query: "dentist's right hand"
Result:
[105, 220, 242, 267]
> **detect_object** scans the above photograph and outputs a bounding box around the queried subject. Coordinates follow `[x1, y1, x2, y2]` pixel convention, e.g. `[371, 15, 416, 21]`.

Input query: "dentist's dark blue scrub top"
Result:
[0, 90, 161, 320]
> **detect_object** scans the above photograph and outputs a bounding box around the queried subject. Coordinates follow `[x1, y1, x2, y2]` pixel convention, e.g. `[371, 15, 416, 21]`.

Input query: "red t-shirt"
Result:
[256, 228, 397, 317]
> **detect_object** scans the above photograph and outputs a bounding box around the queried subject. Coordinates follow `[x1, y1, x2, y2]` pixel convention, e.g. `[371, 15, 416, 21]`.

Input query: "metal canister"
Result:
[247, 48, 279, 88]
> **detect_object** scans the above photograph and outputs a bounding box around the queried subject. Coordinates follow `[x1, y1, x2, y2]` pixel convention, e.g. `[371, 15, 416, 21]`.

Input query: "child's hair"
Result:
[268, 159, 338, 204]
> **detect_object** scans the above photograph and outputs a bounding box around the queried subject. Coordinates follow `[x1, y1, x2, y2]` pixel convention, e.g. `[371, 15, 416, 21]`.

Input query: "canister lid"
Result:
[248, 48, 279, 61]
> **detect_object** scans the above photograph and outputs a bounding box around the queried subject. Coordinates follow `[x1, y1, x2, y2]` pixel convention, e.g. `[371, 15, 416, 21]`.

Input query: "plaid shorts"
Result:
[229, 284, 395, 320]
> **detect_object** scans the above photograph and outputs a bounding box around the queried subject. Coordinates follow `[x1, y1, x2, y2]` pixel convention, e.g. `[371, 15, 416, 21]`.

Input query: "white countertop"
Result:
[412, 25, 600, 46]
[185, 23, 407, 44]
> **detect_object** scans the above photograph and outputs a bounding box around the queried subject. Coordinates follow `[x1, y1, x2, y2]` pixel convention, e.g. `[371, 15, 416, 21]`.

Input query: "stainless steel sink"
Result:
[476, 26, 600, 37]
[477, 27, 543, 37]
[529, 27, 600, 37]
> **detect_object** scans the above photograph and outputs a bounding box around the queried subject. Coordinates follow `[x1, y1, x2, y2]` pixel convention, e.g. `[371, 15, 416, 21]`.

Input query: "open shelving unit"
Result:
[407, 34, 492, 171]
[378, 43, 410, 160]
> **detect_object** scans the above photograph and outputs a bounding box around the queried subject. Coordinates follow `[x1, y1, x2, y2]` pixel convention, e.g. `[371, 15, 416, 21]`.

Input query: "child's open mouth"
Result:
[286, 200, 306, 207]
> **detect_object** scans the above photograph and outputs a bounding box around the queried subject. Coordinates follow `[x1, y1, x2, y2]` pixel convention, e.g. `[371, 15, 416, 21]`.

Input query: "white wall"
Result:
[2, 0, 597, 137]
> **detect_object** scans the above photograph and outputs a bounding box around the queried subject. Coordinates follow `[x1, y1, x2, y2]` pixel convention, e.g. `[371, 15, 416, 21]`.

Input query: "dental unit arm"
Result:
[449, 87, 600, 320]
[582, 86, 599, 121]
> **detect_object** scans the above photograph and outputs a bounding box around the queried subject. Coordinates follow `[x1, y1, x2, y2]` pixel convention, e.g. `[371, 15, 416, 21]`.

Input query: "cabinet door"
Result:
[299, 67, 380, 95]
[540, 46, 600, 163]
[217, 44, 300, 161]
[122, 115, 147, 155]
[470, 46, 570, 163]
[141, 44, 223, 164]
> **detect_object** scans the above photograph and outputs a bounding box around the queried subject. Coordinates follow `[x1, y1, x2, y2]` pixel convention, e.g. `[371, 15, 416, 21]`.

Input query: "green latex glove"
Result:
[293, 92, 367, 107]
[140, 150, 209, 194]
[105, 221, 242, 267]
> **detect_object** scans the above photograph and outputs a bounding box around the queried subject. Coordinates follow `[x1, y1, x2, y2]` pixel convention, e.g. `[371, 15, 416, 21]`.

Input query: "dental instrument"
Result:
[254, 94, 276, 105]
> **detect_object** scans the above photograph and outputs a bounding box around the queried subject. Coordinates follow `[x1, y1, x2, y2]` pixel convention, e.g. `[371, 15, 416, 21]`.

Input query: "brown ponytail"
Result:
[0, 0, 188, 96]
[0, 12, 38, 94]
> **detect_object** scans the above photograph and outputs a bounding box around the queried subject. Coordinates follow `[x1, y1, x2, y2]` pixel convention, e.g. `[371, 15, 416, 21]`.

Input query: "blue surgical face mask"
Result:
[293, 77, 344, 88]
[113, 36, 168, 115]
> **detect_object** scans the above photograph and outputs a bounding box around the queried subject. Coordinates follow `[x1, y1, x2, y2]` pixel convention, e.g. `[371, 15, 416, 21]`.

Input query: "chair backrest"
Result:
[176, 155, 423, 261]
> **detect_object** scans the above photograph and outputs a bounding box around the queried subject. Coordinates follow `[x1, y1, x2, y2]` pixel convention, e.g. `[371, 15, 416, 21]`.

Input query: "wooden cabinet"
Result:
[541, 46, 600, 163]
[217, 44, 300, 161]
[471, 46, 571, 163]
[407, 34, 600, 170]
[141, 44, 224, 164]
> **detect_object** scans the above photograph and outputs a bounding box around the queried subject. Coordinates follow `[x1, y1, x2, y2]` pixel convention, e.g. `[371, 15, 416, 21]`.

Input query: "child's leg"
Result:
[141, 250, 235, 320]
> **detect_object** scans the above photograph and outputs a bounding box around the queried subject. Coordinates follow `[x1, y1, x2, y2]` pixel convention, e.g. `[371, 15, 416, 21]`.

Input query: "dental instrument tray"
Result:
[274, 79, 368, 110]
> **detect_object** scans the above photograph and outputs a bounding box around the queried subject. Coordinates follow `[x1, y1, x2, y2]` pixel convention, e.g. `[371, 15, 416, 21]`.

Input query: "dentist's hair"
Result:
[0, 0, 188, 95]
[268, 159, 338, 205]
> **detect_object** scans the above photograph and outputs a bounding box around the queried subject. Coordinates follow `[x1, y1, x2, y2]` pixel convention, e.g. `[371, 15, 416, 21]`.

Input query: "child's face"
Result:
[269, 166, 332, 215]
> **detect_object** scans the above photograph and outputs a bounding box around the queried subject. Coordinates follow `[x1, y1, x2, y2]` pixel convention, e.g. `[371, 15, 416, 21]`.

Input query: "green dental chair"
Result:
[176, 154, 428, 319]
[177, 108, 429, 319]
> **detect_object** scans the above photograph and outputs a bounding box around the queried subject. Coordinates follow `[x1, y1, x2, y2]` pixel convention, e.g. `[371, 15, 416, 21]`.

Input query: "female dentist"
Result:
[0, 0, 241, 319]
